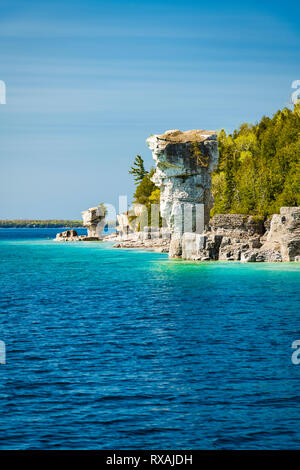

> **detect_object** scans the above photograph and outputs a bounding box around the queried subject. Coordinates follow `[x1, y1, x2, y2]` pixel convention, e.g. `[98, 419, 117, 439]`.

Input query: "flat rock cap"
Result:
[147, 129, 217, 147]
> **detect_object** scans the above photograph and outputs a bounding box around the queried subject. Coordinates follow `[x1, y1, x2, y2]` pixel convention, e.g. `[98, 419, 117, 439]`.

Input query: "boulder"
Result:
[54, 229, 79, 241]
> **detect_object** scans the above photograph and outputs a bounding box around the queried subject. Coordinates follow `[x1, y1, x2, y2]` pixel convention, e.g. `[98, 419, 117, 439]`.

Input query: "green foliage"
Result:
[191, 139, 209, 167]
[251, 215, 265, 224]
[129, 155, 147, 184]
[211, 105, 300, 217]
[132, 168, 162, 226]
[149, 188, 160, 205]
[133, 168, 157, 206]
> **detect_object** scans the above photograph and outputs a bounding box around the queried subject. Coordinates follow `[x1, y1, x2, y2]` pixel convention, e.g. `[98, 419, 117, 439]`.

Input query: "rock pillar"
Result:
[147, 129, 218, 258]
[82, 206, 106, 238]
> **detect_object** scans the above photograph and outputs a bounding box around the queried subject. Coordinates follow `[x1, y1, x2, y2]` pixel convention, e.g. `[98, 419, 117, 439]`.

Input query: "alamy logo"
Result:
[291, 80, 300, 105]
[0, 80, 6, 104]
[0, 341, 6, 365]
[291, 340, 300, 365]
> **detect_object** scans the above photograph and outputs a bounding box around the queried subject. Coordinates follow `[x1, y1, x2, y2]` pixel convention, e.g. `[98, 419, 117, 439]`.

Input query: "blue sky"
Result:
[0, 0, 300, 219]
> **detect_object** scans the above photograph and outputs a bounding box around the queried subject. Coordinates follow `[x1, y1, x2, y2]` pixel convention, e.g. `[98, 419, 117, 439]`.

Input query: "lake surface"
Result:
[0, 228, 299, 449]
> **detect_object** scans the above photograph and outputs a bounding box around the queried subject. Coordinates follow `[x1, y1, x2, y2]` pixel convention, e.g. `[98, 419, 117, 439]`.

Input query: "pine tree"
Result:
[129, 155, 147, 184]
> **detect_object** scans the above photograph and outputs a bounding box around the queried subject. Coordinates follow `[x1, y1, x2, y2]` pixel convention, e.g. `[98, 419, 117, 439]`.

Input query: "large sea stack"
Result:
[147, 129, 219, 258]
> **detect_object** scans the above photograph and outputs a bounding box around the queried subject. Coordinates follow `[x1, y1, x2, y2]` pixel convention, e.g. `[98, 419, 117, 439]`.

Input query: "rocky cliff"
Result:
[181, 207, 300, 262]
[260, 207, 300, 262]
[147, 129, 218, 258]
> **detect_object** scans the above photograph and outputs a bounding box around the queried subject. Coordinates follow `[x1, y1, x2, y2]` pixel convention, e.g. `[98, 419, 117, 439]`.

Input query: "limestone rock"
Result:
[147, 129, 218, 258]
[82, 206, 106, 238]
[103, 232, 120, 241]
[210, 214, 264, 238]
[169, 234, 182, 258]
[181, 233, 222, 260]
[184, 213, 265, 261]
[257, 250, 282, 262]
[54, 229, 101, 242]
[201, 208, 299, 262]
[261, 207, 300, 262]
[112, 226, 170, 252]
[55, 229, 78, 241]
[117, 204, 147, 239]
[113, 237, 170, 252]
[113, 203, 299, 262]
[241, 250, 259, 262]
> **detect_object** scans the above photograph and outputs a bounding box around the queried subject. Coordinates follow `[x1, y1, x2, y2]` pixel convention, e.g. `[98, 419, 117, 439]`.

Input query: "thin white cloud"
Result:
[0, 14, 298, 44]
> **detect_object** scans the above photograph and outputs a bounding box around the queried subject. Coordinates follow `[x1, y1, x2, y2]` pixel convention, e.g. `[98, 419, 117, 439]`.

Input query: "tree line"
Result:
[212, 104, 300, 216]
[0, 220, 83, 228]
[129, 104, 300, 218]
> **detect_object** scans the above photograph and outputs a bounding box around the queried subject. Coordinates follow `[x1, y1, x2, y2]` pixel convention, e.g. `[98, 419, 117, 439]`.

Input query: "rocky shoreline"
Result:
[54, 208, 300, 262]
[107, 207, 300, 262]
[182, 207, 300, 262]
[54, 128, 299, 263]
[54, 229, 102, 242]
[109, 232, 170, 253]
[54, 206, 106, 242]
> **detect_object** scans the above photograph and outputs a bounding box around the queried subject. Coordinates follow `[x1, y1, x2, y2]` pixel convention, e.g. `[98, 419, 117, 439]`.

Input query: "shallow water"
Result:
[0, 228, 299, 449]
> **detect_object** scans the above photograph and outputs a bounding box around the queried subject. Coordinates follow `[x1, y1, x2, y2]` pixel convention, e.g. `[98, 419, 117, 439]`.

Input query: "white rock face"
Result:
[117, 204, 147, 239]
[82, 206, 106, 238]
[116, 212, 132, 238]
[147, 129, 219, 258]
[178, 208, 299, 262]
[261, 207, 300, 261]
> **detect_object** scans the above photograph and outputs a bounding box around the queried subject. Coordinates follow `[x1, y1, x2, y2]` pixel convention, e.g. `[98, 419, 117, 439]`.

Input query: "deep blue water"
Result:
[0, 228, 299, 450]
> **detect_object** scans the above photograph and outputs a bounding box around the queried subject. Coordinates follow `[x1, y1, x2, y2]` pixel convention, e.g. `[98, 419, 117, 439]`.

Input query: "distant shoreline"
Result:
[0, 226, 84, 229]
[0, 220, 115, 229]
[0, 220, 83, 228]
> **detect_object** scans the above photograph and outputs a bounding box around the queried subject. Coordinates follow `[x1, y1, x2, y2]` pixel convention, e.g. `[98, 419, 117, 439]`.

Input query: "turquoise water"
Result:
[0, 228, 299, 449]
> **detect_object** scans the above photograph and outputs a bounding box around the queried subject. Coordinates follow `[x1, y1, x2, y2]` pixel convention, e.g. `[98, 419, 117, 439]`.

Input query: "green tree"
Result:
[129, 155, 147, 184]
[133, 169, 157, 206]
